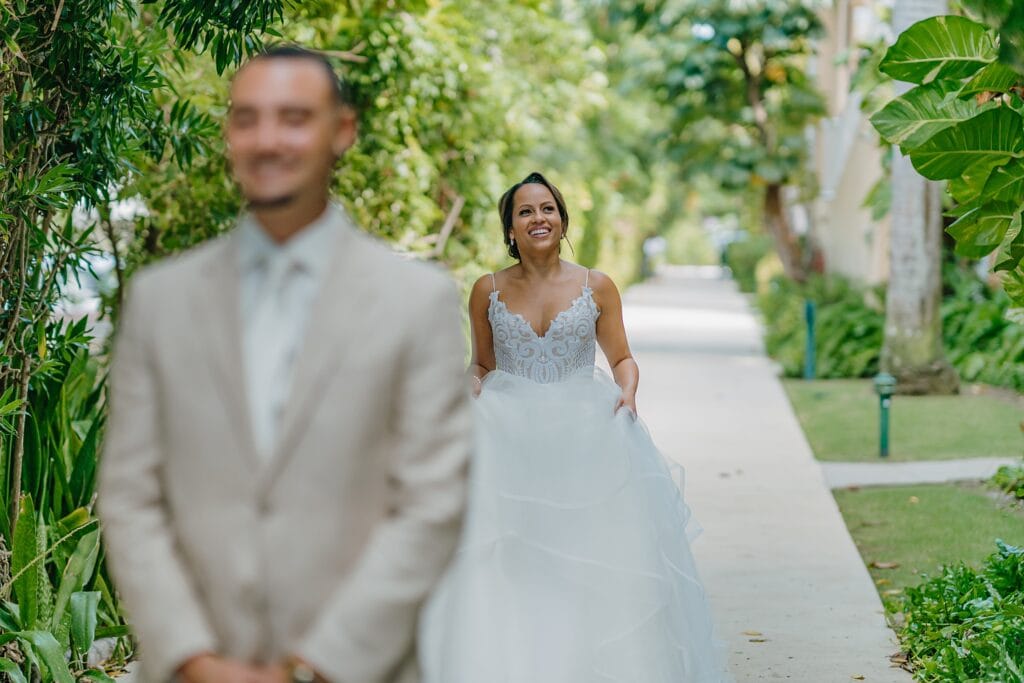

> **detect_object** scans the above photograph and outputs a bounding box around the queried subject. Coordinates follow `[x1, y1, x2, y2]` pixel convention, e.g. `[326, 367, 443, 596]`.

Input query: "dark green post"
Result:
[873, 373, 897, 458]
[804, 300, 816, 380]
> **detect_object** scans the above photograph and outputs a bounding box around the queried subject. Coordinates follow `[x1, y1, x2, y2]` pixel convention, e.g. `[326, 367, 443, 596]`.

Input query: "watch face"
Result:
[291, 664, 316, 683]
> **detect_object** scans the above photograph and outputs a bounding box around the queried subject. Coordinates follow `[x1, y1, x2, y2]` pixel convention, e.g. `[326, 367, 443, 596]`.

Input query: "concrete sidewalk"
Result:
[625, 266, 909, 682]
[823, 457, 1020, 489]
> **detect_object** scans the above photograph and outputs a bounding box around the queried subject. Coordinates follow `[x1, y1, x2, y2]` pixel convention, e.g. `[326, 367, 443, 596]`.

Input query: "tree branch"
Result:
[430, 193, 465, 260]
[322, 41, 369, 63]
[730, 45, 770, 148]
[7, 360, 31, 535]
[49, 0, 66, 34]
[103, 209, 126, 314]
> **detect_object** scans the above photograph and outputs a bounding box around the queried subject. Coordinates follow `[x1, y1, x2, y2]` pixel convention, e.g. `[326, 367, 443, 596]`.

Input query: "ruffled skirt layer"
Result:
[419, 368, 730, 682]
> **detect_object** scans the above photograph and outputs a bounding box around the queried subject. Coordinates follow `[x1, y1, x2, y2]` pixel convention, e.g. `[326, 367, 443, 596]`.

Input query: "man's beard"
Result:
[245, 193, 297, 210]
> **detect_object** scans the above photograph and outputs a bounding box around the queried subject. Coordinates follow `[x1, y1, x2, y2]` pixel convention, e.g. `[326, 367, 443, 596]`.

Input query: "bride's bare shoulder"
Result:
[584, 268, 616, 291]
[583, 269, 620, 311]
[469, 271, 500, 310]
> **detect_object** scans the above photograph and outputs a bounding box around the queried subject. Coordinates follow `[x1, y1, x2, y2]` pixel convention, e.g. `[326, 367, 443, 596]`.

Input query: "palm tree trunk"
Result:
[882, 0, 958, 394]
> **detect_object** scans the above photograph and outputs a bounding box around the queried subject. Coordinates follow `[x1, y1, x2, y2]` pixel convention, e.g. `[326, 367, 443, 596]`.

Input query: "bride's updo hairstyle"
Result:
[498, 171, 570, 260]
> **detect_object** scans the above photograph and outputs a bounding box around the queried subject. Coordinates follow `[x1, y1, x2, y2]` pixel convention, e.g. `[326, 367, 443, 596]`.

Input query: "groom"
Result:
[98, 46, 472, 683]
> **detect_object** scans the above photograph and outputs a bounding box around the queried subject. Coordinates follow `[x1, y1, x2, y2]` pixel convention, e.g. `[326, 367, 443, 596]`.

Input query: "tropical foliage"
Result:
[757, 263, 1024, 390]
[758, 274, 885, 379]
[870, 3, 1024, 307]
[992, 462, 1024, 501]
[0, 1, 281, 677]
[614, 0, 826, 281]
[899, 540, 1024, 682]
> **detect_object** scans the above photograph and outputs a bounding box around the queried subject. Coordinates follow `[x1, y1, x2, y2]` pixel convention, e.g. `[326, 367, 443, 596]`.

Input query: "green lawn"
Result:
[834, 483, 1024, 611]
[784, 379, 1024, 461]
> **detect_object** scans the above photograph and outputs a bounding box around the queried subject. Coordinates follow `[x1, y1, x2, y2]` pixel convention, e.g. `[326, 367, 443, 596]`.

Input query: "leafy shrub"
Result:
[758, 265, 1024, 389]
[757, 274, 885, 378]
[900, 540, 1024, 682]
[943, 266, 1024, 391]
[993, 463, 1024, 502]
[723, 234, 775, 293]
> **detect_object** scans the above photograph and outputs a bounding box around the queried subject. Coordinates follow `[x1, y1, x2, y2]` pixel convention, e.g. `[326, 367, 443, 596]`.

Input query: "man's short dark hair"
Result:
[246, 44, 355, 108]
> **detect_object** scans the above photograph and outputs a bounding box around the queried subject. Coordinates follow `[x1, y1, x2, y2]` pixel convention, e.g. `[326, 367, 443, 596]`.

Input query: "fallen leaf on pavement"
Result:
[748, 638, 768, 643]
[742, 630, 762, 636]
[890, 651, 913, 672]
[851, 676, 865, 680]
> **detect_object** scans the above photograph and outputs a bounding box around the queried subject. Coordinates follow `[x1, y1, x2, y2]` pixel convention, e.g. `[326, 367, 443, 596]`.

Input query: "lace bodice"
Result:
[488, 277, 600, 384]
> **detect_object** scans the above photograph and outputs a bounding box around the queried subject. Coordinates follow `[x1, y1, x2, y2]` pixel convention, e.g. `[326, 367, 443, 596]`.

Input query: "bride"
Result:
[419, 172, 730, 682]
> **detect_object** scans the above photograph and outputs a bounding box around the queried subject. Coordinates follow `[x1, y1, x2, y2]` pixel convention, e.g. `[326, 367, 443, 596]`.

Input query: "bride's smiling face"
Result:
[509, 183, 563, 254]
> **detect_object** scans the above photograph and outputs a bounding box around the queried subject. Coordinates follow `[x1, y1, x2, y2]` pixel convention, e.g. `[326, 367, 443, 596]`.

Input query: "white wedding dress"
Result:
[419, 273, 730, 682]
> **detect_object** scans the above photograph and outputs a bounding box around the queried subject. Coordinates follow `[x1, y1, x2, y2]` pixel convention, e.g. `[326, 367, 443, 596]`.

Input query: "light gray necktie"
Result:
[247, 253, 300, 459]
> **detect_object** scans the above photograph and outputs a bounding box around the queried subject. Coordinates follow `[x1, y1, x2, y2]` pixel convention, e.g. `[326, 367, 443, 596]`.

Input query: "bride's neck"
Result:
[518, 253, 563, 280]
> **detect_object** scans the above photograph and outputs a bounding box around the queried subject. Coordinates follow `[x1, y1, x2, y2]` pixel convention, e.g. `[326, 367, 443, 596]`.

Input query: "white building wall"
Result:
[811, 0, 891, 285]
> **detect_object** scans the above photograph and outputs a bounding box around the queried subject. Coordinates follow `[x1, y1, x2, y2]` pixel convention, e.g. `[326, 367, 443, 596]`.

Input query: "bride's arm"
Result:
[592, 271, 639, 415]
[468, 274, 497, 395]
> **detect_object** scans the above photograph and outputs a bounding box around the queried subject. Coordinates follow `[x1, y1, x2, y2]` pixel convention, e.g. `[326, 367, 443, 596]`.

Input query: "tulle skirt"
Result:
[419, 367, 730, 683]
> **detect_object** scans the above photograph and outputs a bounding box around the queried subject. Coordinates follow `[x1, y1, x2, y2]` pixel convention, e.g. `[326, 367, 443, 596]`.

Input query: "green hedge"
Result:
[723, 234, 774, 293]
[757, 267, 1024, 390]
[943, 268, 1024, 392]
[757, 274, 885, 379]
[993, 463, 1024, 502]
[900, 541, 1024, 682]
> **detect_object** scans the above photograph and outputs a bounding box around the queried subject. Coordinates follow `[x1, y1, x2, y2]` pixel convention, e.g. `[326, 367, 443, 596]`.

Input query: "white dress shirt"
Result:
[239, 204, 341, 459]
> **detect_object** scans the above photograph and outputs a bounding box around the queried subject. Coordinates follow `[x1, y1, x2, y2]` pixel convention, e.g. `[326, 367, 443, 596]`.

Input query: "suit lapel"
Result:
[192, 230, 262, 469]
[258, 211, 374, 488]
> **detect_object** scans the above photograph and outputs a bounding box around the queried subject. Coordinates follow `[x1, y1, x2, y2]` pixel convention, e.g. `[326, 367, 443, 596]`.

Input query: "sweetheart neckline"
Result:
[490, 288, 594, 340]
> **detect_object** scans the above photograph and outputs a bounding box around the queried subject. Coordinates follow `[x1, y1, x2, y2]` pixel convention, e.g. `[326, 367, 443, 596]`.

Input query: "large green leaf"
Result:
[995, 219, 1024, 272]
[1001, 267, 1024, 306]
[870, 81, 994, 150]
[959, 61, 1024, 98]
[50, 529, 99, 636]
[16, 630, 74, 683]
[980, 157, 1024, 202]
[947, 201, 1021, 257]
[0, 657, 27, 683]
[0, 602, 21, 631]
[949, 156, 1007, 204]
[909, 106, 1024, 180]
[880, 16, 995, 84]
[70, 591, 100, 658]
[10, 496, 39, 630]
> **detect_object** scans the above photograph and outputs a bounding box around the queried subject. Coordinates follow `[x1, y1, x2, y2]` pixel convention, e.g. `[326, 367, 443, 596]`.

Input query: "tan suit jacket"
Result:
[98, 211, 471, 683]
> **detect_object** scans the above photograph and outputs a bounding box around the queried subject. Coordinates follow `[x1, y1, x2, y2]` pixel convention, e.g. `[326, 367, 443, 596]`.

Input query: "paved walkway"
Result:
[823, 457, 1020, 489]
[623, 266, 910, 682]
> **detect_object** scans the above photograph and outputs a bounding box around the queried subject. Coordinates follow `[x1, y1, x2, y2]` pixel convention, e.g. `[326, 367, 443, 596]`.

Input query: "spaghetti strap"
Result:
[490, 272, 497, 292]
[585, 269, 590, 288]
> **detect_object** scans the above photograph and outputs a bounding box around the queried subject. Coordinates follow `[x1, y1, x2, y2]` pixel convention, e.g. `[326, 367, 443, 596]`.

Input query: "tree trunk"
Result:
[764, 183, 807, 282]
[882, 0, 958, 394]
